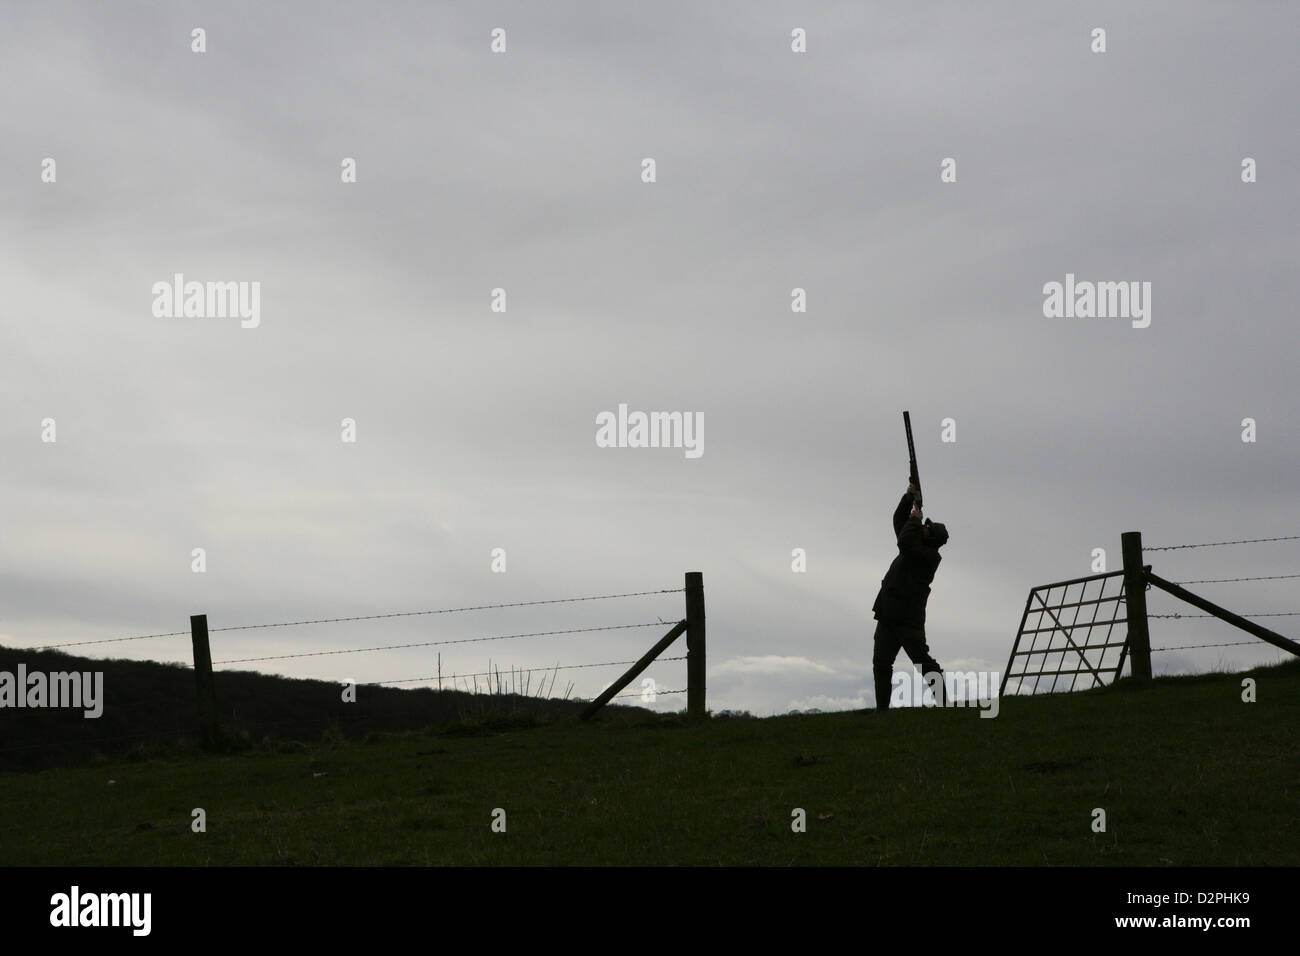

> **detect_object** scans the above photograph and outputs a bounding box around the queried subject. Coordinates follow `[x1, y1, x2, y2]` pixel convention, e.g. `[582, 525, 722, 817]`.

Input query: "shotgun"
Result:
[903, 410, 921, 508]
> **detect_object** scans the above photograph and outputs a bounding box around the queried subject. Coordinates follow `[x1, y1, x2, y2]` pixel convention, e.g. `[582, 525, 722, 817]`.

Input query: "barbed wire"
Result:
[365, 656, 687, 686]
[1151, 641, 1262, 652]
[208, 589, 684, 634]
[31, 630, 191, 650]
[613, 688, 686, 700]
[213, 622, 670, 665]
[25, 588, 683, 651]
[1173, 573, 1300, 584]
[1145, 535, 1300, 551]
[1149, 611, 1300, 619]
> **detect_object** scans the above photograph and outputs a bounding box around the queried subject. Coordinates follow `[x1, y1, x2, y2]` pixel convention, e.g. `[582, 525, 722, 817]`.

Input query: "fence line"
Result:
[210, 576, 698, 739]
[32, 630, 192, 650]
[1151, 641, 1260, 652]
[1145, 534, 1300, 551]
[1150, 611, 1300, 620]
[28, 587, 685, 651]
[365, 656, 687, 686]
[0, 578, 701, 761]
[212, 622, 670, 665]
[207, 589, 684, 633]
[1174, 572, 1300, 584]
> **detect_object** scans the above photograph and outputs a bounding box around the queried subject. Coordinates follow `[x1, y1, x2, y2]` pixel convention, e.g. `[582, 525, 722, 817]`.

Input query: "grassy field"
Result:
[2, 661, 1297, 866]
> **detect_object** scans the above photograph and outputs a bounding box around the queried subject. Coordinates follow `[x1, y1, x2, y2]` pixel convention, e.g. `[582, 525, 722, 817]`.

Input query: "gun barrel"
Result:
[903, 410, 921, 504]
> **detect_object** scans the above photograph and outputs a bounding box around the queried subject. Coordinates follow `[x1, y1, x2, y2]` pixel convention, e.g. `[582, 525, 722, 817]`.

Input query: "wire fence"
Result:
[1151, 641, 1260, 652]
[17, 588, 688, 691]
[365, 656, 687, 687]
[29, 589, 685, 651]
[1144, 535, 1299, 660]
[1145, 534, 1300, 551]
[0, 587, 694, 763]
[1150, 611, 1300, 620]
[213, 621, 674, 665]
[1173, 572, 1300, 584]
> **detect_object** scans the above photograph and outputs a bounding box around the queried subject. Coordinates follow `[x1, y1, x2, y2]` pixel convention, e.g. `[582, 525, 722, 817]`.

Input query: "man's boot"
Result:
[874, 668, 893, 712]
[923, 668, 948, 707]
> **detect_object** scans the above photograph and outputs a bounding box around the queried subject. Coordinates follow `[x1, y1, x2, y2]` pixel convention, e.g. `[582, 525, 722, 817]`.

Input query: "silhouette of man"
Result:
[871, 481, 949, 710]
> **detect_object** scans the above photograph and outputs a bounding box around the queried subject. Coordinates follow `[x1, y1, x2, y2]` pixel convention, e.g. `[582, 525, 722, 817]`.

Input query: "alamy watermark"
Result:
[595, 403, 703, 459]
[151, 273, 261, 328]
[0, 665, 103, 718]
[890, 669, 1000, 718]
[50, 886, 150, 936]
[1042, 273, 1151, 328]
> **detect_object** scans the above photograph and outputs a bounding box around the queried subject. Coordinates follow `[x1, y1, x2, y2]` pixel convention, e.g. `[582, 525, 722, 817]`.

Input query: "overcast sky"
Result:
[2, 1, 1297, 715]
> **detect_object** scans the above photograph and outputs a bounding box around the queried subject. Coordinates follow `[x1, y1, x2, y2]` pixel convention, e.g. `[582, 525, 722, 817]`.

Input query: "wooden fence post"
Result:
[1121, 532, 1152, 682]
[190, 613, 220, 746]
[685, 571, 706, 719]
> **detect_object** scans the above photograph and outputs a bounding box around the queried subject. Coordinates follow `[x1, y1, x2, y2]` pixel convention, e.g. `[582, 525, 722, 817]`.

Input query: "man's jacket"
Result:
[872, 492, 942, 626]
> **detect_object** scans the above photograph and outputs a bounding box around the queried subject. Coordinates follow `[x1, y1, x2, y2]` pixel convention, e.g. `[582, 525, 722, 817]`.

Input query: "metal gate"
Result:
[1001, 570, 1130, 695]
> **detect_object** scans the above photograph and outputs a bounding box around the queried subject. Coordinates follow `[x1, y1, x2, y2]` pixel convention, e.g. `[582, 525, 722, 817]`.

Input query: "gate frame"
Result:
[1000, 568, 1132, 696]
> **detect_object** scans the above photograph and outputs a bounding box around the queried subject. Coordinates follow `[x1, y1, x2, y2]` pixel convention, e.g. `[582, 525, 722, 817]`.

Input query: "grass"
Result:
[1, 661, 1297, 865]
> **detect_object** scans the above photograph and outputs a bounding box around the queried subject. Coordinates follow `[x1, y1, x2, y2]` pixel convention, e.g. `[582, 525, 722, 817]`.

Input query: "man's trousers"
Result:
[873, 618, 946, 710]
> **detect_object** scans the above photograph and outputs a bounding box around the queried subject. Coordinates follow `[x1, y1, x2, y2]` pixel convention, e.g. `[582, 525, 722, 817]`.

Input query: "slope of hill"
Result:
[0, 645, 605, 771]
[2, 657, 1296, 865]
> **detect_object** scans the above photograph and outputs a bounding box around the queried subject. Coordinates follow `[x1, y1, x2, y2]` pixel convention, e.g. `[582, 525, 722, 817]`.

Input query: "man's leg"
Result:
[899, 624, 947, 706]
[872, 620, 902, 710]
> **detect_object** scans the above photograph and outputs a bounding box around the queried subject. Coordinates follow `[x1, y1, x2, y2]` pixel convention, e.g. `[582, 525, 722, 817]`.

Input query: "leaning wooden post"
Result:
[190, 613, 220, 746]
[1121, 532, 1152, 683]
[579, 620, 686, 721]
[1144, 571, 1300, 657]
[685, 571, 706, 719]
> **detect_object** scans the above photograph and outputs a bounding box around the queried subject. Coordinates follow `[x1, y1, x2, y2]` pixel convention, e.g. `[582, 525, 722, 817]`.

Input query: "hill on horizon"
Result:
[0, 644, 634, 771]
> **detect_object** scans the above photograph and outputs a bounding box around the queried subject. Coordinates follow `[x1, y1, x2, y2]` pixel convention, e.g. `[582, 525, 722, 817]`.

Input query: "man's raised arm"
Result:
[893, 482, 919, 537]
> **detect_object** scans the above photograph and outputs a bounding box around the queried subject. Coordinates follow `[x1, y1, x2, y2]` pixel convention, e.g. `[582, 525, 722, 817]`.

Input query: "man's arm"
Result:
[898, 512, 925, 551]
[892, 482, 919, 537]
